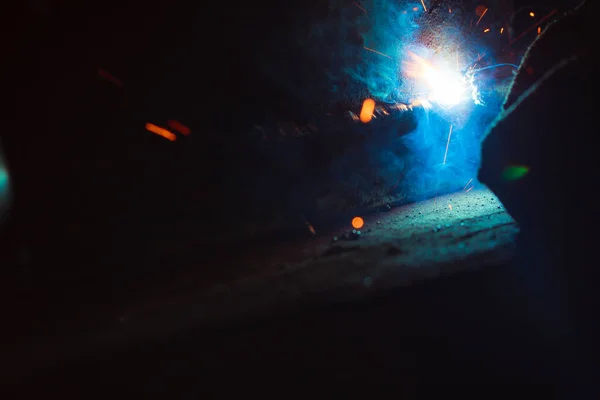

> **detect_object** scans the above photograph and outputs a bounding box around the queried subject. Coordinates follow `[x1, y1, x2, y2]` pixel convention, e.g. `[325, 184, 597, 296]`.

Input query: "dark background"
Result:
[2, 0, 592, 393]
[3, 0, 569, 267]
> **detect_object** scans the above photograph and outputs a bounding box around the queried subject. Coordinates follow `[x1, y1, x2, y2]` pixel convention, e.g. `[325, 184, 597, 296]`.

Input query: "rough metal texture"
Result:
[128, 189, 517, 321]
[20, 188, 517, 374]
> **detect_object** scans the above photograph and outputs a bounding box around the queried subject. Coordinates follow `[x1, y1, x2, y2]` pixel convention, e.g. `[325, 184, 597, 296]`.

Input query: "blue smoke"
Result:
[308, 0, 511, 203]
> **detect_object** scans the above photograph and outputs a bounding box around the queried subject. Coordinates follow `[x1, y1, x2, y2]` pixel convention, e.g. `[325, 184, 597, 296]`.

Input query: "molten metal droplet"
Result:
[145, 123, 176, 141]
[352, 216, 365, 229]
[359, 99, 375, 123]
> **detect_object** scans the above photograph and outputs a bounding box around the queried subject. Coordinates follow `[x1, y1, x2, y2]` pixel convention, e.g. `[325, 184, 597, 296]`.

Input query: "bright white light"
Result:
[403, 52, 474, 107]
[423, 68, 468, 106]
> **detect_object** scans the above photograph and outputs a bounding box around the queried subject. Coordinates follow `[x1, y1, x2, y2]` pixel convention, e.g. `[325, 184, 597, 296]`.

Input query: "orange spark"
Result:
[420, 0, 427, 12]
[412, 7, 419, 11]
[500, 27, 504, 34]
[537, 26, 541, 35]
[360, 99, 376, 123]
[145, 123, 176, 141]
[306, 222, 316, 235]
[529, 12, 535, 17]
[510, 9, 557, 45]
[363, 46, 391, 59]
[352, 217, 365, 229]
[376, 106, 389, 116]
[476, 7, 488, 26]
[483, 28, 490, 33]
[167, 120, 191, 135]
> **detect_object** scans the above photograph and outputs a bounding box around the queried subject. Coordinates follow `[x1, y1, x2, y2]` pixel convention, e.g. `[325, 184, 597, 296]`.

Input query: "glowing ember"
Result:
[360, 99, 376, 123]
[352, 217, 365, 229]
[476, 7, 488, 26]
[146, 123, 176, 141]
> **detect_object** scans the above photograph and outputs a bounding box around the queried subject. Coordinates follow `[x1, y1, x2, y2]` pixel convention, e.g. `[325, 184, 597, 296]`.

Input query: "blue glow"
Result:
[0, 169, 9, 214]
[310, 0, 513, 202]
[0, 169, 8, 195]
